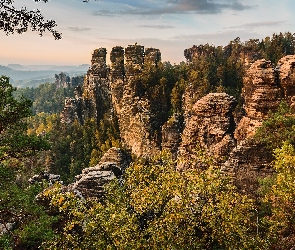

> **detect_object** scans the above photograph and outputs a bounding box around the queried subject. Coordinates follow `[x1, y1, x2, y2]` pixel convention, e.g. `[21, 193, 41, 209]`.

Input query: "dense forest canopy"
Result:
[2, 32, 295, 249]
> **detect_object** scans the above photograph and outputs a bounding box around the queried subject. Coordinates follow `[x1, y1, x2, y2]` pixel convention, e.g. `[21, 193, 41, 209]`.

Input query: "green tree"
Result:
[0, 0, 61, 39]
[0, 76, 56, 249]
[255, 101, 295, 150]
[42, 151, 264, 249]
[262, 142, 295, 249]
[0, 76, 50, 160]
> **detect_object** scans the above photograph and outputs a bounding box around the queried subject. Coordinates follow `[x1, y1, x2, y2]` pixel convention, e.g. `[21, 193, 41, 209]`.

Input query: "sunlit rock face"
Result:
[70, 147, 130, 200]
[277, 55, 295, 102]
[242, 59, 281, 119]
[177, 93, 237, 171]
[109, 45, 161, 158]
[235, 59, 281, 143]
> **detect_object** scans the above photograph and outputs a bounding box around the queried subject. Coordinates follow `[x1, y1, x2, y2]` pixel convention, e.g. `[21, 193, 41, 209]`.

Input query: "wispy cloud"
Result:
[227, 21, 286, 30]
[138, 24, 175, 29]
[92, 10, 115, 16]
[68, 27, 92, 32]
[91, 0, 253, 16]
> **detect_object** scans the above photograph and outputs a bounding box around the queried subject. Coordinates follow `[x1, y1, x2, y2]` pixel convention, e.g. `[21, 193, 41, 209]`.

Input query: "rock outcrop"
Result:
[222, 55, 295, 193]
[110, 45, 161, 157]
[242, 59, 281, 119]
[178, 93, 237, 170]
[36, 148, 130, 206]
[60, 48, 113, 125]
[235, 59, 283, 142]
[161, 114, 182, 159]
[58, 44, 295, 198]
[61, 45, 163, 158]
[221, 139, 274, 195]
[69, 147, 130, 199]
[277, 55, 295, 102]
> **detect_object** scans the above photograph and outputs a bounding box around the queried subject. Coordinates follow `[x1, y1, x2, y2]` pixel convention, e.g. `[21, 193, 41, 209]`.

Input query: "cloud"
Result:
[165, 0, 251, 13]
[138, 24, 175, 29]
[227, 21, 286, 30]
[68, 27, 92, 32]
[92, 10, 115, 16]
[171, 29, 260, 46]
[91, 0, 252, 16]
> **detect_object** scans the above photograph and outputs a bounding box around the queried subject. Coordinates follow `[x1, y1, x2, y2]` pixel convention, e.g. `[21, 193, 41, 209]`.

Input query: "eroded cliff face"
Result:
[177, 93, 237, 171]
[109, 45, 161, 157]
[222, 55, 295, 194]
[235, 59, 282, 142]
[235, 55, 295, 142]
[61, 45, 162, 158]
[60, 48, 112, 124]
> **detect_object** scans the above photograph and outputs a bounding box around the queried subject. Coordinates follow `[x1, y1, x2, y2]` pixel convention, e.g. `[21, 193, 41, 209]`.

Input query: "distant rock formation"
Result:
[61, 44, 162, 158]
[58, 44, 295, 197]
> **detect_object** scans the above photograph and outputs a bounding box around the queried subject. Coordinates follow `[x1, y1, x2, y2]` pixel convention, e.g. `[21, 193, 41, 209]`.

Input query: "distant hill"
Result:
[0, 64, 89, 87]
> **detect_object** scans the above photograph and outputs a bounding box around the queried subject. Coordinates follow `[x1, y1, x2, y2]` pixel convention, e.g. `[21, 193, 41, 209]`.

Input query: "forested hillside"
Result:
[2, 32, 295, 249]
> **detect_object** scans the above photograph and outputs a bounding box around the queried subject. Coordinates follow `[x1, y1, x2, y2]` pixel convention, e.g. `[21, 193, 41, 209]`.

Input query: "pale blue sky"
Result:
[1, 0, 295, 65]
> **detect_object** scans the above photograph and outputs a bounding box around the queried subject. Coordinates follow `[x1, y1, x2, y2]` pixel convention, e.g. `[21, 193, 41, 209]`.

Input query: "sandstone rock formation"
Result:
[36, 147, 130, 206]
[221, 139, 273, 195]
[178, 93, 237, 170]
[235, 59, 283, 142]
[222, 55, 295, 194]
[69, 147, 130, 199]
[110, 45, 161, 157]
[161, 114, 182, 159]
[55, 72, 70, 88]
[61, 44, 163, 158]
[58, 44, 295, 198]
[60, 48, 113, 125]
[277, 55, 295, 102]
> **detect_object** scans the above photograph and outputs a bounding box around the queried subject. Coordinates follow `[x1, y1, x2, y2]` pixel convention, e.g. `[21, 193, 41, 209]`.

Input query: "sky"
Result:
[1, 0, 295, 66]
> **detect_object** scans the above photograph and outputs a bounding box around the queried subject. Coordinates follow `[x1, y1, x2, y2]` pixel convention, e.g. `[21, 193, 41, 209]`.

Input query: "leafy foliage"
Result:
[255, 101, 295, 150]
[0, 163, 58, 249]
[40, 151, 267, 249]
[0, 0, 61, 39]
[15, 81, 77, 115]
[0, 76, 50, 160]
[261, 142, 295, 249]
[0, 76, 56, 249]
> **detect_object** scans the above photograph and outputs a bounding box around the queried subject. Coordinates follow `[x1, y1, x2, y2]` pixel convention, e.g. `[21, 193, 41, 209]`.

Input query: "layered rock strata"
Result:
[177, 93, 237, 170]
[36, 147, 130, 205]
[235, 59, 283, 142]
[110, 45, 160, 157]
[277, 55, 295, 102]
[70, 147, 130, 199]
